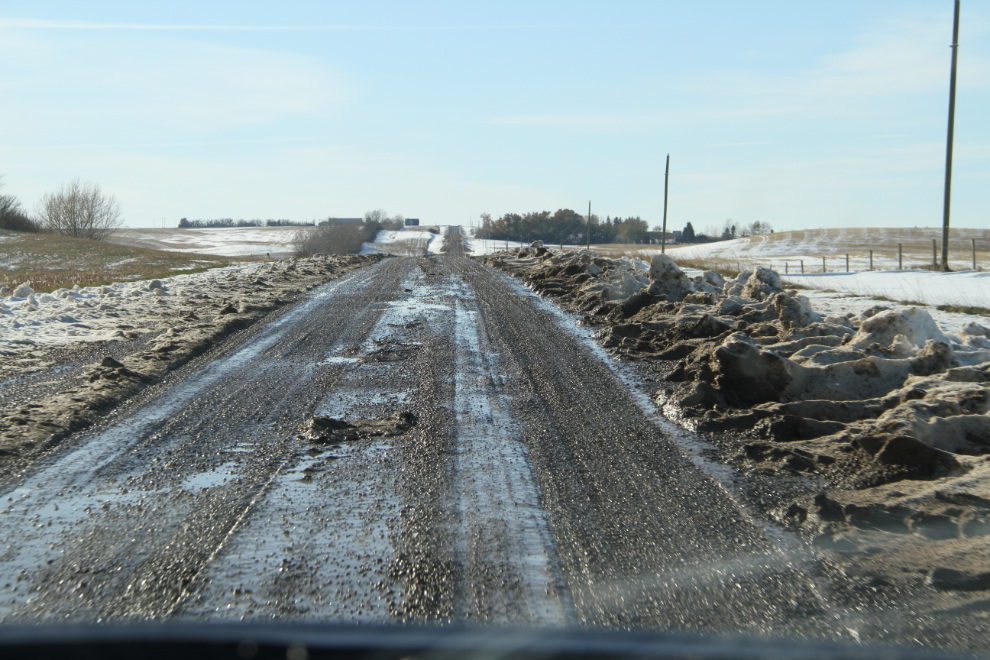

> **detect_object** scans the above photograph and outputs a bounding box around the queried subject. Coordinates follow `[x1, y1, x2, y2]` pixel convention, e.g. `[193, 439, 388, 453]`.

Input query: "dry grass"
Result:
[588, 244, 664, 258]
[0, 231, 231, 293]
[666, 257, 743, 279]
[937, 304, 990, 317]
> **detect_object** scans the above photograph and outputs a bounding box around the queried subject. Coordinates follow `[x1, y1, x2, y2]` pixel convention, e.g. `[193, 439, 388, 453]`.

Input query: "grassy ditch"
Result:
[937, 304, 990, 317]
[0, 231, 231, 293]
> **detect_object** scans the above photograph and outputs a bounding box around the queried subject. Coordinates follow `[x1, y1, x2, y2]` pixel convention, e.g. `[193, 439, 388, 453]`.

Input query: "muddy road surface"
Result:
[0, 255, 854, 640]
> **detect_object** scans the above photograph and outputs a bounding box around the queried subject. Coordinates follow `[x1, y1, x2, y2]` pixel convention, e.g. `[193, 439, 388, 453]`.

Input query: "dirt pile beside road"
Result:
[0, 254, 384, 469]
[482, 245, 990, 597]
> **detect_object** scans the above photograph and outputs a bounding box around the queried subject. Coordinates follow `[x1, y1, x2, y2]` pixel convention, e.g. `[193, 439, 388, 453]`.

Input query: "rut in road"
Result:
[0, 255, 840, 639]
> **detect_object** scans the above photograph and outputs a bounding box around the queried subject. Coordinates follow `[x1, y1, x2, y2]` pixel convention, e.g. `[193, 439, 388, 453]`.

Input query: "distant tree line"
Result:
[478, 209, 650, 245]
[178, 218, 317, 228]
[683, 219, 774, 243]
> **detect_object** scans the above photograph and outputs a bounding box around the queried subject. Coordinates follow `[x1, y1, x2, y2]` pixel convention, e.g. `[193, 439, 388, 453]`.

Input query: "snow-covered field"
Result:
[780, 270, 990, 309]
[462, 226, 558, 256]
[110, 227, 308, 258]
[660, 228, 990, 311]
[666, 227, 989, 273]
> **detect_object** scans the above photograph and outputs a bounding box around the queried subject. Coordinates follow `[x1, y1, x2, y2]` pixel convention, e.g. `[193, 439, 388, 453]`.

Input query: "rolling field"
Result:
[665, 227, 990, 273]
[0, 231, 231, 293]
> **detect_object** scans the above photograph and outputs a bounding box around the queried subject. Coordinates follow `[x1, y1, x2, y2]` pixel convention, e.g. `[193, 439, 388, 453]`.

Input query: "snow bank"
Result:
[0, 262, 269, 357]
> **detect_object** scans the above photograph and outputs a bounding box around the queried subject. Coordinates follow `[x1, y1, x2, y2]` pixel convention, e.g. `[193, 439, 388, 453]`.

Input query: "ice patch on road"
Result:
[452, 283, 569, 624]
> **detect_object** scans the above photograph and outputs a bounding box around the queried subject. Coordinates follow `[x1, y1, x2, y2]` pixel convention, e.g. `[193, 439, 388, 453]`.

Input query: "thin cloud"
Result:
[706, 141, 770, 148]
[4, 137, 312, 150]
[0, 18, 548, 31]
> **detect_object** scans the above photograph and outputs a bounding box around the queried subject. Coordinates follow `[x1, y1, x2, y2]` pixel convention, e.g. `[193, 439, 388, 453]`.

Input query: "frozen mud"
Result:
[483, 245, 990, 609]
[0, 254, 383, 465]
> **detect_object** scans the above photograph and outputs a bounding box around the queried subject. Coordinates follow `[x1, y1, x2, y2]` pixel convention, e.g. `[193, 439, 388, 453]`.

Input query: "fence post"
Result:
[845, 254, 849, 272]
[933, 239, 938, 268]
[973, 238, 977, 270]
[822, 256, 826, 273]
[869, 250, 873, 271]
[899, 243, 903, 270]
[785, 262, 788, 274]
[801, 260, 804, 274]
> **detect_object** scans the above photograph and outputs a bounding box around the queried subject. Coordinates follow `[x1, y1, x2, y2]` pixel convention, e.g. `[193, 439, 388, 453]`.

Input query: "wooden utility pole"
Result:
[941, 0, 961, 272]
[587, 201, 591, 251]
[661, 154, 670, 254]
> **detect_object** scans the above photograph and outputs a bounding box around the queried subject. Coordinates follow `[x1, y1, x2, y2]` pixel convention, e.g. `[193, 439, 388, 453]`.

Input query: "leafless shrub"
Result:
[36, 178, 123, 241]
[294, 222, 371, 256]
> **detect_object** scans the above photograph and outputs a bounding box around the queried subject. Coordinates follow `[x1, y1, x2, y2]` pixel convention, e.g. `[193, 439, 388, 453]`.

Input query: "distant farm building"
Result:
[405, 218, 420, 227]
[642, 231, 673, 245]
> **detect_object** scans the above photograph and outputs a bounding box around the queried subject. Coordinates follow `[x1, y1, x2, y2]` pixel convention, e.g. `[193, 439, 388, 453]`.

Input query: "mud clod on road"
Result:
[300, 412, 417, 444]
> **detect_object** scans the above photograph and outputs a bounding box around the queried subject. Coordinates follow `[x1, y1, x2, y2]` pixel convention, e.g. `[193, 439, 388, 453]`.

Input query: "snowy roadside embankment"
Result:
[361, 226, 452, 256]
[361, 229, 436, 256]
[0, 254, 383, 465]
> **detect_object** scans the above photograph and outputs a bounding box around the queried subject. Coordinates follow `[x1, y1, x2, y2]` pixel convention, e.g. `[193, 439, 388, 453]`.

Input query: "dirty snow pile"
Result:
[0, 255, 379, 378]
[1, 266, 261, 356]
[484, 244, 990, 575]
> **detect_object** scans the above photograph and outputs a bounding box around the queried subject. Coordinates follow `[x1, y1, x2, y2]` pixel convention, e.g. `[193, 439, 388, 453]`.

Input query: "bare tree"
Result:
[739, 220, 773, 237]
[363, 209, 390, 225]
[0, 175, 39, 232]
[36, 178, 123, 241]
[363, 209, 404, 230]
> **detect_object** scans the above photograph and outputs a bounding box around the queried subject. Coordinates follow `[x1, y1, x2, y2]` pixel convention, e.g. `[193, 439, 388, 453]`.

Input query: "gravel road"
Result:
[0, 255, 852, 639]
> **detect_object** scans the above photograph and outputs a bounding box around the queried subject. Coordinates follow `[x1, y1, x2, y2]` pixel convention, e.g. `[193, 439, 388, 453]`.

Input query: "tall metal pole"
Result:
[941, 0, 961, 272]
[661, 154, 670, 254]
[587, 200, 591, 251]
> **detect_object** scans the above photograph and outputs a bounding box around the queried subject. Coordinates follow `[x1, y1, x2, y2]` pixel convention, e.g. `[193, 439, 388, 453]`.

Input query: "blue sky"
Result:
[0, 1, 987, 232]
